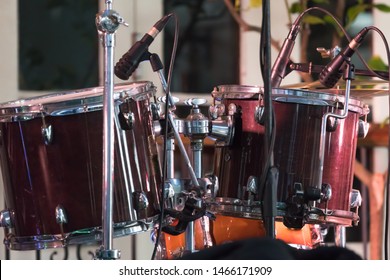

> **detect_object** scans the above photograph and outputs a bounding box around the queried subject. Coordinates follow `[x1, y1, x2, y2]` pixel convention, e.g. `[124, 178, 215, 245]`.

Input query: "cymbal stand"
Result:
[95, 0, 127, 260]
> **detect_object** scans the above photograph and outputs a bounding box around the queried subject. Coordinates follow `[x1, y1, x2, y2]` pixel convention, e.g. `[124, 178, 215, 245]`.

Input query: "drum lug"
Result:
[254, 105, 265, 125]
[326, 116, 339, 132]
[320, 183, 332, 202]
[350, 189, 362, 226]
[209, 103, 225, 120]
[150, 102, 161, 121]
[203, 174, 219, 200]
[350, 189, 362, 209]
[357, 119, 369, 138]
[164, 181, 177, 210]
[55, 205, 68, 224]
[134, 192, 149, 211]
[246, 176, 258, 202]
[153, 120, 162, 137]
[227, 103, 237, 116]
[164, 182, 175, 199]
[117, 111, 134, 130]
[0, 209, 13, 228]
[209, 116, 234, 146]
[41, 124, 53, 145]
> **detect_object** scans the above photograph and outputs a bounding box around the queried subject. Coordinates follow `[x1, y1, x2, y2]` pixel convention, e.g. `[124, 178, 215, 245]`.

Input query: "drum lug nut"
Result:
[164, 182, 175, 199]
[134, 192, 149, 210]
[55, 205, 68, 224]
[0, 209, 13, 228]
[350, 189, 362, 208]
[357, 119, 369, 138]
[326, 116, 339, 132]
[117, 111, 134, 130]
[255, 105, 264, 125]
[209, 104, 225, 120]
[320, 183, 332, 202]
[41, 124, 54, 145]
[205, 174, 219, 199]
[150, 102, 161, 121]
[227, 103, 237, 116]
[246, 176, 258, 194]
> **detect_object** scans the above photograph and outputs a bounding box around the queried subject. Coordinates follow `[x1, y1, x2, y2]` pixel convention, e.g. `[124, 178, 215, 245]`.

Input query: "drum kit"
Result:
[0, 2, 387, 260]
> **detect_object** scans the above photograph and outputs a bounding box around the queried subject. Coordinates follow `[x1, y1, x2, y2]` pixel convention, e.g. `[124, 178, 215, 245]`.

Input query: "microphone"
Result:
[114, 14, 173, 80]
[319, 27, 369, 88]
[270, 24, 301, 88]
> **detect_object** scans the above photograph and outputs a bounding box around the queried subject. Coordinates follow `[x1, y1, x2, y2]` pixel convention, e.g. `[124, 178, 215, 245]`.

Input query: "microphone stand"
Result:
[95, 0, 127, 260]
[261, 0, 277, 239]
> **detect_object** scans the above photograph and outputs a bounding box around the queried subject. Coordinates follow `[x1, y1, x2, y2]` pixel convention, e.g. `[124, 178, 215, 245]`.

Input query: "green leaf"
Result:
[368, 55, 389, 71]
[323, 15, 344, 37]
[302, 15, 326, 25]
[289, 2, 302, 14]
[346, 4, 370, 25]
[374, 3, 390, 12]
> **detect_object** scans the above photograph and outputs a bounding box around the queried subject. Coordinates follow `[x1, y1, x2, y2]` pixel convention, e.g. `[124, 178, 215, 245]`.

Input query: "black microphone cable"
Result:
[270, 6, 387, 87]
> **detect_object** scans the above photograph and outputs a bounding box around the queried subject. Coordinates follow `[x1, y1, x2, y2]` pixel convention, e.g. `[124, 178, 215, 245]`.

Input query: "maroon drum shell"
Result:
[0, 96, 161, 238]
[213, 98, 265, 200]
[272, 99, 360, 212]
[213, 86, 364, 216]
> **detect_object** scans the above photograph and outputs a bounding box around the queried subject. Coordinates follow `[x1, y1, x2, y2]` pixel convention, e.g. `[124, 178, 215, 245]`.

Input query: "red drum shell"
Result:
[212, 85, 366, 224]
[272, 89, 363, 217]
[0, 82, 161, 249]
[213, 98, 265, 200]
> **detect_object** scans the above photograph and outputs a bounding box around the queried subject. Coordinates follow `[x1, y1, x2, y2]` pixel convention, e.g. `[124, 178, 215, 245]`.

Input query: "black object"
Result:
[179, 237, 362, 260]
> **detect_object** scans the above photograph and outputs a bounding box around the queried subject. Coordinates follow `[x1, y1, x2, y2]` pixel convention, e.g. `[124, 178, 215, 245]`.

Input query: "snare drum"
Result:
[211, 85, 368, 227]
[0, 82, 162, 250]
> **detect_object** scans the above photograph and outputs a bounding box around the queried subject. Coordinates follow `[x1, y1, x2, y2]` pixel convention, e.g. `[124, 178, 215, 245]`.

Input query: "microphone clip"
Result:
[343, 59, 356, 81]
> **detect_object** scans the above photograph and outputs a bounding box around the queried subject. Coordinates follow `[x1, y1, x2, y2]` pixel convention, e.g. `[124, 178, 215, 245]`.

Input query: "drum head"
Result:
[0, 81, 155, 121]
[272, 88, 368, 115]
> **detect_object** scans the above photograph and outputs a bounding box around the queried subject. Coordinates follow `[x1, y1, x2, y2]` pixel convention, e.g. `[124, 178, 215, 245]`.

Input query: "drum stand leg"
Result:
[334, 225, 346, 248]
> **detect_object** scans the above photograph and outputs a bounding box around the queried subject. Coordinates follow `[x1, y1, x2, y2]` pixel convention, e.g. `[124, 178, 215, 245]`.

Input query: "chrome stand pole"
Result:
[184, 99, 209, 253]
[95, 0, 127, 260]
[334, 225, 347, 247]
